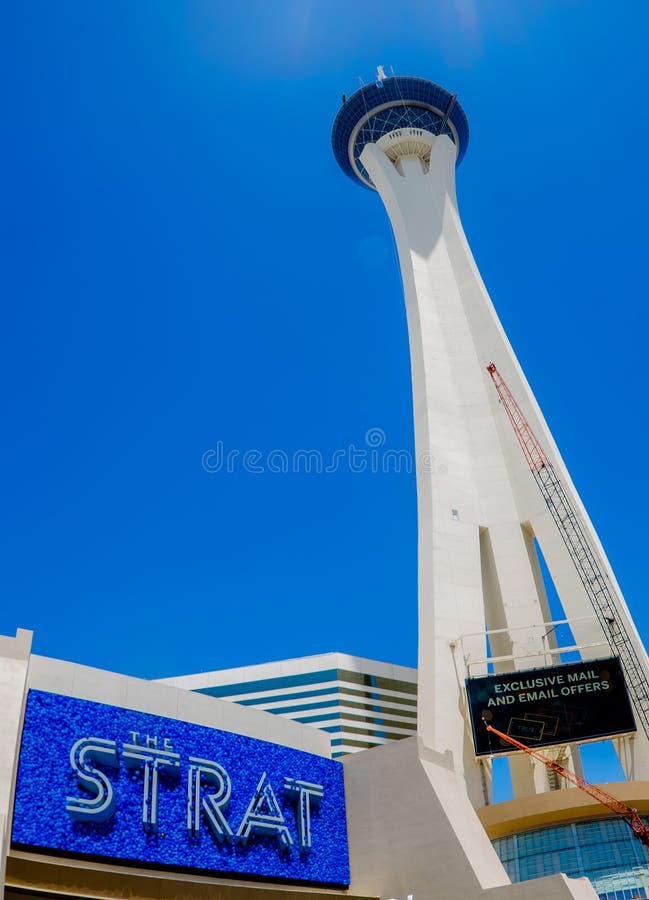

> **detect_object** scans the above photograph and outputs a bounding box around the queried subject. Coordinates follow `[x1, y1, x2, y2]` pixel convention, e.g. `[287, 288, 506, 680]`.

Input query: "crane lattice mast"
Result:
[484, 723, 649, 848]
[486, 362, 649, 739]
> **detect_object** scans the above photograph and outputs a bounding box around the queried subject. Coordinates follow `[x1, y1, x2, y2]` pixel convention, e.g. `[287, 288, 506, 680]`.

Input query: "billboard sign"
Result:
[466, 657, 636, 756]
[12, 690, 350, 886]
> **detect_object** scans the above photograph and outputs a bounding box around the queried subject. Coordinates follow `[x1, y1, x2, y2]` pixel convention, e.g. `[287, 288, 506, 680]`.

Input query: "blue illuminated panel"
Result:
[12, 690, 350, 886]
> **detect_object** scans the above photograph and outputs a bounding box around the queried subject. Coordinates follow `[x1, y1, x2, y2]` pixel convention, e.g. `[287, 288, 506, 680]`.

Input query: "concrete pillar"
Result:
[359, 124, 649, 795]
[0, 628, 32, 892]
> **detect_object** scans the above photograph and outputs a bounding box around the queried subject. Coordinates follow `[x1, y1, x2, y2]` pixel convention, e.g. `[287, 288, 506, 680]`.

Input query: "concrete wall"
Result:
[26, 654, 329, 756]
[479, 781, 649, 838]
[0, 631, 31, 820]
[0, 629, 32, 894]
[343, 737, 595, 900]
[5, 854, 368, 900]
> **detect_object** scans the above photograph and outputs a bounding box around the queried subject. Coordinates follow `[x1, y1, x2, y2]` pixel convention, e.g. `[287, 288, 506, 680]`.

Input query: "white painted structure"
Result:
[158, 652, 418, 758]
[331, 74, 649, 804]
[0, 629, 596, 899]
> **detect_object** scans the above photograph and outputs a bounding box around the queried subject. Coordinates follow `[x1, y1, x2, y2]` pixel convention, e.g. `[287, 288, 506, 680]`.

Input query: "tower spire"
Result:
[331, 75, 649, 807]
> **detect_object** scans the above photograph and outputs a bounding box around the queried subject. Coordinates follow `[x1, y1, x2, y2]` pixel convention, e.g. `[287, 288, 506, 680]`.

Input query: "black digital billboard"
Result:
[466, 657, 636, 756]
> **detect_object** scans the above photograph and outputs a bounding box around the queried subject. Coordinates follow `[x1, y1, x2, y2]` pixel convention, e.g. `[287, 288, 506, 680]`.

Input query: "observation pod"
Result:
[331, 73, 649, 815]
[332, 75, 469, 189]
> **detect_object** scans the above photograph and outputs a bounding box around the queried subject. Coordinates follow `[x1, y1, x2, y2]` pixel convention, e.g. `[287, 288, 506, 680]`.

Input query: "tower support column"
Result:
[332, 69, 649, 820]
[361, 136, 555, 800]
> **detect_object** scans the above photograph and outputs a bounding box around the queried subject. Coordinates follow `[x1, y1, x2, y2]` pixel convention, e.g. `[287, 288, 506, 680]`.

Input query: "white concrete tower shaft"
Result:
[332, 75, 649, 805]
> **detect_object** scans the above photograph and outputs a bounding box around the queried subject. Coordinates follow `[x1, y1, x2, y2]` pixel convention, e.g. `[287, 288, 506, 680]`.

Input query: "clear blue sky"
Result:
[2, 0, 648, 721]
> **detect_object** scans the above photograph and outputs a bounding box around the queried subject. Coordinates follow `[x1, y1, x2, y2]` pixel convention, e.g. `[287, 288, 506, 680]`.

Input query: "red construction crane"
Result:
[484, 722, 649, 848]
[485, 362, 649, 740]
[485, 363, 549, 472]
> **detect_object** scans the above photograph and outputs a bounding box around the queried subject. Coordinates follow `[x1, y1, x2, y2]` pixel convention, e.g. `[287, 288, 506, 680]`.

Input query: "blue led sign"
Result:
[12, 690, 350, 886]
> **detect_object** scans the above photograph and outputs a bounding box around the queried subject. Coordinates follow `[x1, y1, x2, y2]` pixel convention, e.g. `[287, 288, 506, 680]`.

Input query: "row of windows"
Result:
[294, 710, 417, 731]
[193, 667, 418, 757]
[261, 696, 418, 719]
[196, 668, 417, 700]
[497, 819, 638, 860]
[234, 681, 418, 709]
[322, 724, 415, 741]
[287, 701, 416, 724]
[592, 868, 649, 900]
[196, 669, 340, 698]
[340, 669, 417, 695]
[236, 684, 343, 706]
[331, 736, 386, 750]
[597, 889, 647, 900]
[494, 819, 649, 889]
[331, 76, 470, 188]
[353, 106, 455, 185]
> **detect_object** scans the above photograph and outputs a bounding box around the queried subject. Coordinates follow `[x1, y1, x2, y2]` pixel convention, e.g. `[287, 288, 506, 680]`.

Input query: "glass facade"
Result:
[494, 818, 649, 900]
[331, 75, 469, 188]
[350, 105, 455, 187]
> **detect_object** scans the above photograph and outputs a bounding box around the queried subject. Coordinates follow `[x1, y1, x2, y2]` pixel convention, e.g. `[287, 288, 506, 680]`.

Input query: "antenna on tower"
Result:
[358, 75, 365, 86]
[376, 65, 387, 82]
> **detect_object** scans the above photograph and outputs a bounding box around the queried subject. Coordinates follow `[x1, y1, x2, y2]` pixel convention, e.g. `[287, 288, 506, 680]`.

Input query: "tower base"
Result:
[343, 737, 596, 899]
